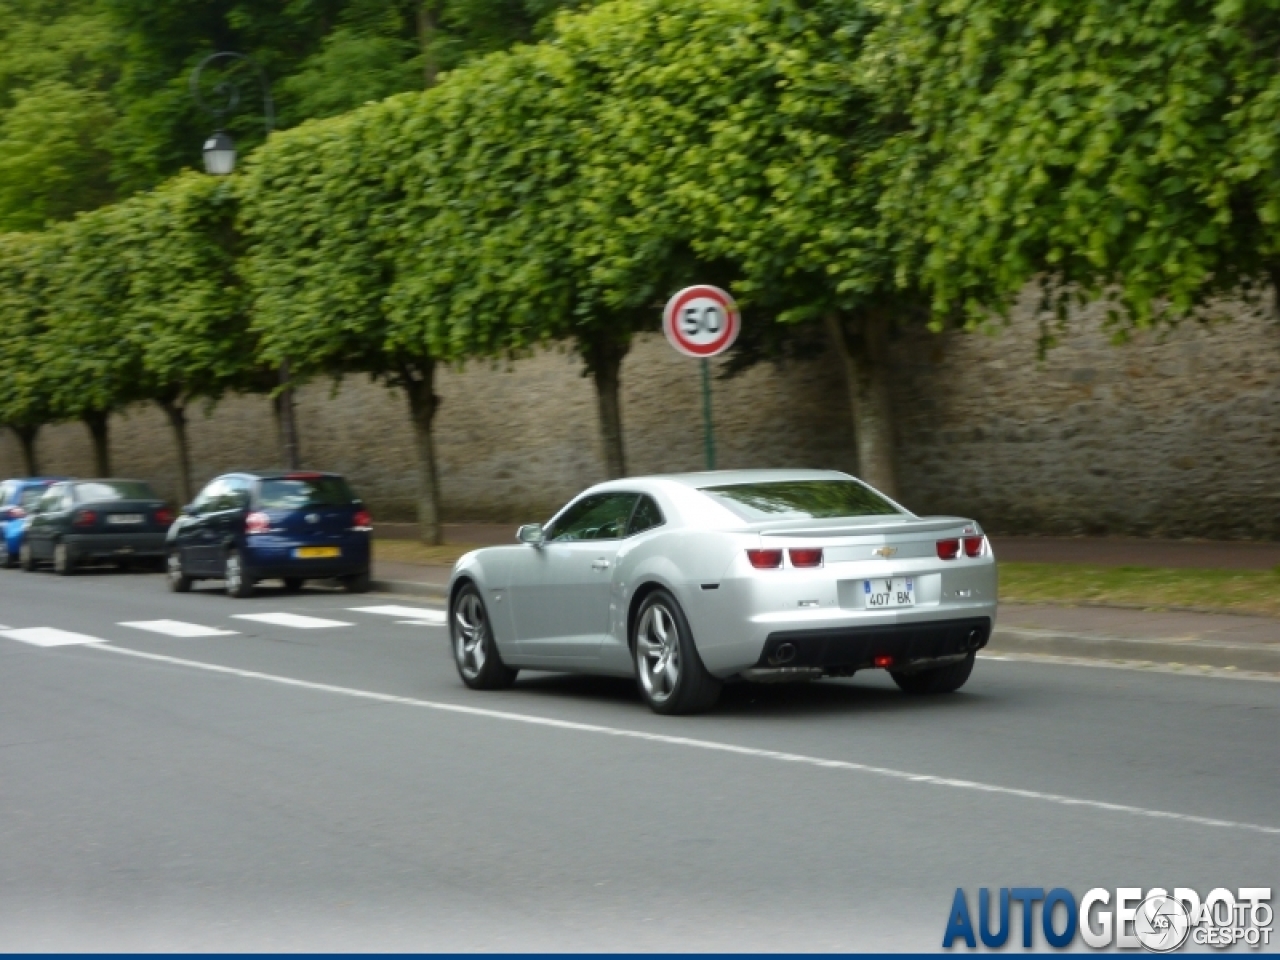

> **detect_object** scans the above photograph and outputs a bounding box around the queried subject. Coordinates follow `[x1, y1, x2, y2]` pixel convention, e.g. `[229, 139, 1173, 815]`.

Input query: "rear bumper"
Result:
[752, 616, 991, 675]
[64, 532, 167, 558]
[242, 536, 370, 580]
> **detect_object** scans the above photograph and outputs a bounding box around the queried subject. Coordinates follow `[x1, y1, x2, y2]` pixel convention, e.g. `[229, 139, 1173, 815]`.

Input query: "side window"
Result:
[224, 476, 252, 509]
[36, 486, 63, 514]
[548, 493, 639, 542]
[626, 495, 665, 537]
[60, 488, 76, 511]
[191, 479, 227, 514]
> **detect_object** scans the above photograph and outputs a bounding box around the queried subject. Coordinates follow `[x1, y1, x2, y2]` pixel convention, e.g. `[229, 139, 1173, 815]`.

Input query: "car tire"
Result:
[19, 541, 36, 572]
[115, 558, 133, 573]
[341, 570, 371, 594]
[53, 541, 76, 576]
[0, 540, 12, 569]
[450, 582, 518, 690]
[167, 549, 192, 593]
[890, 652, 976, 695]
[282, 577, 304, 593]
[224, 550, 255, 599]
[633, 588, 721, 715]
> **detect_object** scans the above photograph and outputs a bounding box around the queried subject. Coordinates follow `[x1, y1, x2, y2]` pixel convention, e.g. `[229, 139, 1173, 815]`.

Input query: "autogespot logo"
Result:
[943, 886, 1273, 951]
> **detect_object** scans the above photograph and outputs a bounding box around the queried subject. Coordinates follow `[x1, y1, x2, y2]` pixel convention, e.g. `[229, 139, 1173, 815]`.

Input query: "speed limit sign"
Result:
[663, 285, 740, 359]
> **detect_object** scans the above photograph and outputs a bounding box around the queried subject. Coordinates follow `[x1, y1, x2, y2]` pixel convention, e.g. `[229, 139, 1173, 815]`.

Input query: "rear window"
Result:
[257, 476, 357, 509]
[75, 481, 156, 502]
[701, 480, 902, 521]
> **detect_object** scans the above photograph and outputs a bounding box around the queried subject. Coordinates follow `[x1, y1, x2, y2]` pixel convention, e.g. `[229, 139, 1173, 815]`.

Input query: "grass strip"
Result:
[999, 563, 1280, 618]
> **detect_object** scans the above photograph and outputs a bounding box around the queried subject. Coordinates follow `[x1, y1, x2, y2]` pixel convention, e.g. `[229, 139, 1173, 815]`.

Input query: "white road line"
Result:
[349, 605, 446, 623]
[3, 627, 107, 647]
[91, 643, 1280, 838]
[119, 620, 239, 638]
[230, 613, 352, 629]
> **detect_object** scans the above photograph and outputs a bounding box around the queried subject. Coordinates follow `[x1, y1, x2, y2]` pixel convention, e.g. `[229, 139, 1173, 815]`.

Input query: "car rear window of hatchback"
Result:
[75, 481, 156, 501]
[258, 476, 357, 510]
[701, 480, 902, 521]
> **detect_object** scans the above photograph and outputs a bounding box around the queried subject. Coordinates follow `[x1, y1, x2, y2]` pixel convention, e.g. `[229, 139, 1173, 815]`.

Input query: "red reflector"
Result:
[245, 511, 271, 534]
[746, 549, 783, 569]
[3, 506, 23, 520]
[873, 654, 894, 669]
[353, 508, 372, 531]
[788, 548, 824, 568]
[936, 538, 960, 560]
[72, 510, 97, 527]
[154, 507, 174, 526]
[963, 535, 984, 557]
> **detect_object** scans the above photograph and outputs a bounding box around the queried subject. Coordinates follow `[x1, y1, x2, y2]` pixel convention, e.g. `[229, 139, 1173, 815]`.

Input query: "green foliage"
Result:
[0, 231, 56, 427]
[862, 0, 1280, 329]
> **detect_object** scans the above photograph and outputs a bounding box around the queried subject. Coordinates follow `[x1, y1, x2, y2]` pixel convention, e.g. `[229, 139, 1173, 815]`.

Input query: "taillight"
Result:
[154, 507, 174, 526]
[2, 506, 23, 521]
[963, 535, 985, 558]
[788, 548, 824, 568]
[936, 538, 960, 560]
[245, 511, 271, 534]
[72, 509, 97, 528]
[352, 508, 372, 532]
[746, 549, 783, 569]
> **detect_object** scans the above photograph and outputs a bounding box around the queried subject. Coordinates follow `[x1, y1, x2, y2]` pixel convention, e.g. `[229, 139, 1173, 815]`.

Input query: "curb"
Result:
[989, 628, 1280, 674]
[371, 579, 448, 600]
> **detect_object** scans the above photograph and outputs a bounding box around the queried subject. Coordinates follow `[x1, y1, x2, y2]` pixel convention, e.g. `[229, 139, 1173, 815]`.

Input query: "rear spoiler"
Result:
[757, 516, 976, 539]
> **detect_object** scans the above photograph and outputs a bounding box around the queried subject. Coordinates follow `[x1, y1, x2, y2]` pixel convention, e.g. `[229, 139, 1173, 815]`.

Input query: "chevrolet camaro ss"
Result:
[447, 469, 997, 714]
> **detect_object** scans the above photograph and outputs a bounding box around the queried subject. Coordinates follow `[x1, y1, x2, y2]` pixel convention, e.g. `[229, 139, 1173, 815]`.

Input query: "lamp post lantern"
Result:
[189, 51, 300, 469]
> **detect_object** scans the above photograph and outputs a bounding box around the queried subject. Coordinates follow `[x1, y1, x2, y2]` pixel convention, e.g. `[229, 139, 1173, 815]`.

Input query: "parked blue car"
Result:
[165, 471, 372, 597]
[1, 477, 67, 568]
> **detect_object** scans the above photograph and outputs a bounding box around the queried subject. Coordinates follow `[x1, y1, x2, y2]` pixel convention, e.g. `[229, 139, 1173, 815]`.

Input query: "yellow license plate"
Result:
[294, 546, 340, 559]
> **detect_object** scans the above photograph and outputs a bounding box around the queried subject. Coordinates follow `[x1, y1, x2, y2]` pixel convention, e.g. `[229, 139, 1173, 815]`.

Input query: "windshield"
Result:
[258, 476, 357, 509]
[75, 481, 156, 502]
[701, 480, 902, 521]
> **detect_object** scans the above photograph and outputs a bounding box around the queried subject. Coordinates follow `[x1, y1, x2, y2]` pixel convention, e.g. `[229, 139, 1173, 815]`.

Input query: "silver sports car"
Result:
[448, 469, 997, 714]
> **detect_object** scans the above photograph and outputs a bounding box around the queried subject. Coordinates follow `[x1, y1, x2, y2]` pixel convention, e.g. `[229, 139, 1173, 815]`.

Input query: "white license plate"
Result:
[107, 514, 144, 525]
[864, 577, 915, 609]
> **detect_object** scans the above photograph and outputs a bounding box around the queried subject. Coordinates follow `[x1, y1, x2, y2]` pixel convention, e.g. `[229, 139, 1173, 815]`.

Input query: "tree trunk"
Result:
[82, 411, 111, 477]
[274, 361, 301, 469]
[417, 2, 438, 88]
[586, 335, 629, 479]
[403, 361, 443, 546]
[824, 311, 899, 498]
[12, 424, 39, 475]
[158, 398, 193, 505]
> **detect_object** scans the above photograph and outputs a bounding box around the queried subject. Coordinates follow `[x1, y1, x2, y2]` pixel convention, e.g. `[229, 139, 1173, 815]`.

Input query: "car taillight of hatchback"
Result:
[245, 511, 271, 534]
[352, 509, 372, 532]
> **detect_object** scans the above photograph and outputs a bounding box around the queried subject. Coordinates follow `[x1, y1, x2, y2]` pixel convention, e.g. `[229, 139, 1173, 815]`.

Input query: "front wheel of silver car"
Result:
[891, 652, 976, 695]
[633, 589, 721, 715]
[451, 583, 517, 690]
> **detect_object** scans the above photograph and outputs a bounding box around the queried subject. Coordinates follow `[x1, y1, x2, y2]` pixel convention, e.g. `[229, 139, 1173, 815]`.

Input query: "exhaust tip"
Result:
[769, 642, 796, 665]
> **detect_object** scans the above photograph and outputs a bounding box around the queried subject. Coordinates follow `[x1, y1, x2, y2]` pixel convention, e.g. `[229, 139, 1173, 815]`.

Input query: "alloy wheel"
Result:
[54, 542, 71, 575]
[454, 592, 488, 679]
[226, 553, 241, 591]
[636, 603, 681, 704]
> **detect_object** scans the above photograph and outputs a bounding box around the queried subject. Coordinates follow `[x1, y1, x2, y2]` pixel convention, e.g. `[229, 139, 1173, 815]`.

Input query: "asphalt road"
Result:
[2, 568, 1277, 950]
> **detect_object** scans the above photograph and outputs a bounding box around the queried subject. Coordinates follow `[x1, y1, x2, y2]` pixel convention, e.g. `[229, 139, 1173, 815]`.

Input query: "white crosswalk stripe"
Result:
[2, 627, 107, 647]
[119, 620, 239, 638]
[231, 612, 352, 629]
[349, 605, 445, 623]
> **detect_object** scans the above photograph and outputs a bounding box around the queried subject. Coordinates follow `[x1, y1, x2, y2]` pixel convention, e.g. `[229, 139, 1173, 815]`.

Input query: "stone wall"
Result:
[3, 303, 1277, 539]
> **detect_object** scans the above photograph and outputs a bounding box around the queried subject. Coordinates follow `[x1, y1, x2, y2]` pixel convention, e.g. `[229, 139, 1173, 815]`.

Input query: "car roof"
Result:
[654, 468, 854, 488]
[221, 470, 346, 480]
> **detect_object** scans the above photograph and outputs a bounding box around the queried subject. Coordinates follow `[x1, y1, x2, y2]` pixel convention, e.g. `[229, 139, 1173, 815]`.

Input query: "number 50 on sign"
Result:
[662, 285, 740, 359]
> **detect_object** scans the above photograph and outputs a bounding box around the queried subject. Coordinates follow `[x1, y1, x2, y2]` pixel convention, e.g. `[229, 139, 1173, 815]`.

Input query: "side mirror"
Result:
[180, 504, 194, 516]
[516, 523, 545, 545]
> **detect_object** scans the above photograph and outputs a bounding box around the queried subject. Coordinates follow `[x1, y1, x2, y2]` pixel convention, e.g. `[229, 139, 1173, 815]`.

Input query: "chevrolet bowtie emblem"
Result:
[873, 546, 898, 558]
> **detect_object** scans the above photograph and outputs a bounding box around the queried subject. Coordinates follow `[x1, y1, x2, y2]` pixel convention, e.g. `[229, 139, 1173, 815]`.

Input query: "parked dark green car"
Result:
[21, 479, 174, 575]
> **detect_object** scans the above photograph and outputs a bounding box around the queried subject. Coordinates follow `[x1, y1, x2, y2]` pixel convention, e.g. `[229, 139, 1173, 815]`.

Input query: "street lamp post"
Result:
[189, 52, 300, 471]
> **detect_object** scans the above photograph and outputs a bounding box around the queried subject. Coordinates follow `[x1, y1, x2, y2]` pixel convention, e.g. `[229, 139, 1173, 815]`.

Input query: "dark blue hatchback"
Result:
[166, 471, 372, 597]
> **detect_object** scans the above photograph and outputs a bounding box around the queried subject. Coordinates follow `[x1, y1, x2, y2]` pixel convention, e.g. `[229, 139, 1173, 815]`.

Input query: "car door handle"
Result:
[592, 558, 611, 570]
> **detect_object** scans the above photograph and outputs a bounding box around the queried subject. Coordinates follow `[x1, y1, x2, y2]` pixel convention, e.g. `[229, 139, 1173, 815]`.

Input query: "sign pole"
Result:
[662, 284, 740, 473]
[700, 358, 716, 470]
